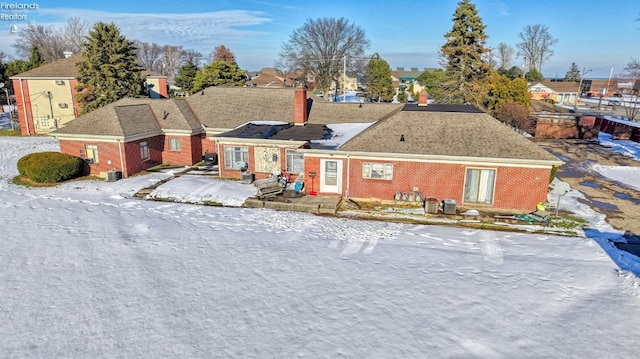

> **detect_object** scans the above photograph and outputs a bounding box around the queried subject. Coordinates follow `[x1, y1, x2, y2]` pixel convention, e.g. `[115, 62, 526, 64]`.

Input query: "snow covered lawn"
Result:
[1, 136, 640, 358]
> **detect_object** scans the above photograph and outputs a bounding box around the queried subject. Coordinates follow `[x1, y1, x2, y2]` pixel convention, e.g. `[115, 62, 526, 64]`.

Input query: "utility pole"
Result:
[342, 56, 346, 100]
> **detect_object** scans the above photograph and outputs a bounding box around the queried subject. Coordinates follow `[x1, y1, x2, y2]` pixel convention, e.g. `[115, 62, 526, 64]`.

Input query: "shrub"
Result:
[17, 152, 84, 183]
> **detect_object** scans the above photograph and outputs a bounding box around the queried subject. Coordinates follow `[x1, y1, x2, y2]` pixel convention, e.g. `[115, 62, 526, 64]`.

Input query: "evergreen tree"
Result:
[564, 62, 581, 83]
[173, 60, 198, 94]
[416, 68, 446, 101]
[364, 53, 395, 102]
[27, 45, 45, 69]
[505, 65, 524, 80]
[75, 22, 145, 114]
[440, 0, 491, 104]
[192, 61, 246, 92]
[525, 68, 544, 83]
[484, 71, 530, 111]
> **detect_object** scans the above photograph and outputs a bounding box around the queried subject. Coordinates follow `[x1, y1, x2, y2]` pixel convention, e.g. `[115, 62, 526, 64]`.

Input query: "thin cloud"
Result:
[28, 8, 273, 52]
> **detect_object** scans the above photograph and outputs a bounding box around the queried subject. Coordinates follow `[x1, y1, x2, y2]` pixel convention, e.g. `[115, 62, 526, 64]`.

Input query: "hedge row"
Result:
[17, 152, 84, 183]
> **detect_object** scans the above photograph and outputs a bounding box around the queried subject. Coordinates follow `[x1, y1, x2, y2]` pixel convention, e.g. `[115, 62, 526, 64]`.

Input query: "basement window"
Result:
[363, 162, 393, 180]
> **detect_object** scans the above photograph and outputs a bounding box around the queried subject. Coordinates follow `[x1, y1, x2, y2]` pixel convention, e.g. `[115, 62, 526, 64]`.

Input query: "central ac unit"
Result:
[58, 103, 68, 108]
[55, 80, 65, 85]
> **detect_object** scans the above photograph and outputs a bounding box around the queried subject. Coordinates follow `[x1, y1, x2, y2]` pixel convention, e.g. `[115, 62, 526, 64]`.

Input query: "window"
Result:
[224, 146, 249, 169]
[169, 138, 181, 151]
[85, 145, 99, 163]
[362, 162, 393, 180]
[286, 150, 304, 173]
[140, 141, 149, 160]
[464, 168, 496, 204]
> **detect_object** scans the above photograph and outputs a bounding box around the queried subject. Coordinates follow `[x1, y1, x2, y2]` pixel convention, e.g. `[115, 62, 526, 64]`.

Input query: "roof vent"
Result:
[400, 134, 405, 142]
[163, 111, 169, 120]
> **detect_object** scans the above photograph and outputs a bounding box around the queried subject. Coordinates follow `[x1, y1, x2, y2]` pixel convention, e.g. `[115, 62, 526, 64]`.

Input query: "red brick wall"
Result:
[218, 143, 299, 180]
[304, 156, 552, 211]
[122, 136, 164, 176]
[162, 135, 203, 165]
[12, 79, 35, 136]
[59, 140, 122, 177]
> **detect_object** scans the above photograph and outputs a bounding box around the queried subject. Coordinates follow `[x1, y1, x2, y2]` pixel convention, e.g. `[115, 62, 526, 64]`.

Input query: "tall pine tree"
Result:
[75, 22, 145, 114]
[440, 0, 491, 104]
[173, 60, 198, 94]
[365, 53, 395, 102]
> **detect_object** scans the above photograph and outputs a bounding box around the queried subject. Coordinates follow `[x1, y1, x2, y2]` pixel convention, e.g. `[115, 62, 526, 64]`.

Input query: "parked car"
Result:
[613, 93, 623, 97]
[607, 99, 621, 106]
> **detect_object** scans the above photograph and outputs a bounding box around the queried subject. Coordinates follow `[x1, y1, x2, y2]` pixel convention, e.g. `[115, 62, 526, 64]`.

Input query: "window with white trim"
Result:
[140, 141, 149, 160]
[286, 150, 304, 173]
[224, 146, 249, 169]
[85, 145, 99, 163]
[169, 138, 181, 151]
[362, 162, 393, 180]
[463, 168, 496, 204]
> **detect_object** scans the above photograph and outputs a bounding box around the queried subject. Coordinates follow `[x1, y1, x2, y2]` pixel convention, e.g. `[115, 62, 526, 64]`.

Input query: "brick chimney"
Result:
[418, 90, 428, 107]
[294, 86, 308, 126]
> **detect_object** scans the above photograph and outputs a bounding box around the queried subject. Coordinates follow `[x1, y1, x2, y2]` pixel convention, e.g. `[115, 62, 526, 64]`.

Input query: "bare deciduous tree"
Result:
[182, 49, 204, 67]
[14, 18, 89, 63]
[516, 24, 557, 73]
[134, 40, 164, 73]
[162, 45, 184, 79]
[278, 17, 369, 98]
[497, 42, 514, 70]
[620, 58, 640, 121]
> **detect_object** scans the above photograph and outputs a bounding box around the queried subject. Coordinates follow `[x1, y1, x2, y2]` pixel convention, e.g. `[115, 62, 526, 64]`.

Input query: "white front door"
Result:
[320, 159, 342, 194]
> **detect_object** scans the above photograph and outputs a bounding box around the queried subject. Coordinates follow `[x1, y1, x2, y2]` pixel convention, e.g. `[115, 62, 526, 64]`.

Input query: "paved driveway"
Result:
[537, 139, 640, 235]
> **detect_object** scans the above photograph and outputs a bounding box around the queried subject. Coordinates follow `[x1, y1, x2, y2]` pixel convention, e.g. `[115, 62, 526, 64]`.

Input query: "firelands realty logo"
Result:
[1, 2, 39, 33]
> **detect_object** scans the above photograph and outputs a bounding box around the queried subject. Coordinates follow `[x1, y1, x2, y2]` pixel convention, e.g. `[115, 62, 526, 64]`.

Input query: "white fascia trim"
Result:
[49, 130, 163, 143]
[9, 76, 76, 80]
[300, 150, 563, 168]
[215, 137, 307, 147]
[162, 128, 204, 136]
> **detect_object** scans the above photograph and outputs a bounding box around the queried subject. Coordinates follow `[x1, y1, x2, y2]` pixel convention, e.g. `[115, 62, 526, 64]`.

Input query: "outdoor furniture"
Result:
[254, 177, 285, 199]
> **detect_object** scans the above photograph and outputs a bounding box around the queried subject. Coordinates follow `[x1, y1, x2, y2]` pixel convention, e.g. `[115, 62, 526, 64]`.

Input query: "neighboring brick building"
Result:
[10, 54, 168, 136]
[50, 86, 561, 212]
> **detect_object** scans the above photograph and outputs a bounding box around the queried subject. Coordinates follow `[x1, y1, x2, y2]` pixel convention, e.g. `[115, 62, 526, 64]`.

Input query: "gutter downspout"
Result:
[215, 139, 221, 178]
[345, 154, 350, 199]
[117, 140, 125, 177]
[19, 79, 30, 135]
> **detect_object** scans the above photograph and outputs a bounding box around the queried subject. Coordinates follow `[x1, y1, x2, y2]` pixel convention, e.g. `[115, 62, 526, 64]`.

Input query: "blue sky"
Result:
[1, 0, 639, 78]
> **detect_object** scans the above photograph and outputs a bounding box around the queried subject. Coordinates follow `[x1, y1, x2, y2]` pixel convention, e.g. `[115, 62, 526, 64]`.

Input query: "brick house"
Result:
[50, 86, 561, 211]
[50, 98, 203, 178]
[10, 54, 168, 136]
[529, 80, 580, 104]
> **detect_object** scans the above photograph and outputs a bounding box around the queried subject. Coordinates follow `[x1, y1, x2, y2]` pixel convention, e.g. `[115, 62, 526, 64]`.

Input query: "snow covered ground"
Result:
[1, 136, 640, 358]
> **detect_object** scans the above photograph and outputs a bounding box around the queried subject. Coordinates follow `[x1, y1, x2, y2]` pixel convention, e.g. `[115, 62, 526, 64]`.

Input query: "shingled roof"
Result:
[50, 100, 161, 138]
[185, 87, 403, 129]
[10, 55, 82, 79]
[340, 105, 560, 163]
[10, 54, 162, 79]
[50, 97, 204, 139]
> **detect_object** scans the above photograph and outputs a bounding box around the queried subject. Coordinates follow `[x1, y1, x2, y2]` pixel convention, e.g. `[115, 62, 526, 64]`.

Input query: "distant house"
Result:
[49, 87, 561, 212]
[10, 54, 169, 136]
[529, 80, 580, 104]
